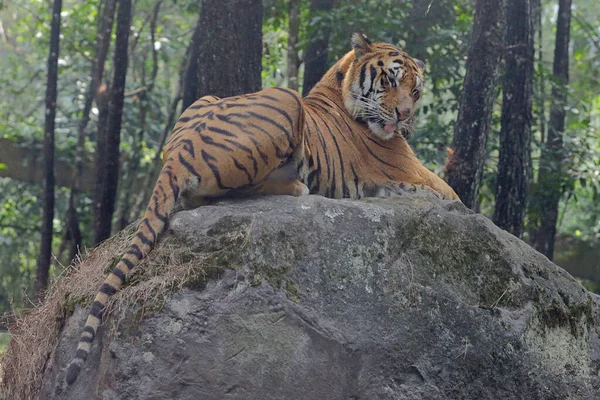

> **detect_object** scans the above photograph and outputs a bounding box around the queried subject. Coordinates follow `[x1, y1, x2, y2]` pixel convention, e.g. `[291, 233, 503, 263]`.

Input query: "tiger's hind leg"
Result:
[257, 179, 309, 196]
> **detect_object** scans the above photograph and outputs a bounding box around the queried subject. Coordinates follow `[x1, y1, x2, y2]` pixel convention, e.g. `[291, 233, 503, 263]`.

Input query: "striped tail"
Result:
[66, 162, 180, 385]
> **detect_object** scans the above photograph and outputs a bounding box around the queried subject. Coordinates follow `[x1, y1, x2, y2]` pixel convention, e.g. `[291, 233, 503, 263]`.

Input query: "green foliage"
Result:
[0, 0, 599, 312]
[0, 331, 10, 354]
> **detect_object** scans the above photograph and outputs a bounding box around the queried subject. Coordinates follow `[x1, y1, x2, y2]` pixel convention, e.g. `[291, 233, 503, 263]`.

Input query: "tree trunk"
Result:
[36, 0, 62, 293]
[60, 0, 117, 262]
[182, 0, 262, 110]
[287, 0, 300, 91]
[131, 40, 189, 220]
[528, 0, 572, 259]
[116, 0, 162, 230]
[445, 0, 506, 209]
[532, 0, 546, 145]
[93, 0, 133, 245]
[182, 18, 202, 111]
[302, 0, 335, 96]
[492, 0, 534, 238]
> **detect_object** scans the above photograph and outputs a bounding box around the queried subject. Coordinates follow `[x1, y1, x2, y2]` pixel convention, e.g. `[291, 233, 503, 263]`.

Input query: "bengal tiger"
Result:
[65, 33, 459, 385]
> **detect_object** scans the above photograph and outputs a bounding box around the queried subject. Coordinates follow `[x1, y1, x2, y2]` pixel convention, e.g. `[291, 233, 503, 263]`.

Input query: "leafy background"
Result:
[0, 0, 599, 320]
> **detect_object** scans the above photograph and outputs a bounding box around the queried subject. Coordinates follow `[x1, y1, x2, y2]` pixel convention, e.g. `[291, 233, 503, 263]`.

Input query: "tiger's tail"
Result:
[66, 159, 181, 385]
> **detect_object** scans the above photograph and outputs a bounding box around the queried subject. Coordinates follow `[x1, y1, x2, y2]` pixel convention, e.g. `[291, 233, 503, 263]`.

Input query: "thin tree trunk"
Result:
[36, 0, 62, 293]
[131, 44, 189, 220]
[93, 0, 133, 245]
[492, 0, 534, 238]
[182, 18, 202, 110]
[528, 0, 572, 259]
[302, 0, 335, 96]
[287, 0, 300, 91]
[116, 0, 162, 230]
[445, 0, 506, 209]
[533, 0, 546, 145]
[59, 0, 117, 263]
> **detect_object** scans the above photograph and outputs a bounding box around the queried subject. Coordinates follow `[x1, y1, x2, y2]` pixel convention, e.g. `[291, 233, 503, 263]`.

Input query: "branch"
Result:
[0, 138, 95, 191]
[573, 13, 600, 52]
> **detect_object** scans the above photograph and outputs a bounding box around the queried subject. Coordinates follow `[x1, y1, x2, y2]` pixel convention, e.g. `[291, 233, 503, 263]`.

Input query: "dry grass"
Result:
[0, 220, 239, 400]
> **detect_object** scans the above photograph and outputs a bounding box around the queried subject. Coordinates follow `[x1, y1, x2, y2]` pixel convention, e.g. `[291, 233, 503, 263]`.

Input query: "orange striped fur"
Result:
[66, 33, 458, 385]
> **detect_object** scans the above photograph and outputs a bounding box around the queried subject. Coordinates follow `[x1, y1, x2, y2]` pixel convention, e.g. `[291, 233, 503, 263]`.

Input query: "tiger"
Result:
[65, 32, 459, 385]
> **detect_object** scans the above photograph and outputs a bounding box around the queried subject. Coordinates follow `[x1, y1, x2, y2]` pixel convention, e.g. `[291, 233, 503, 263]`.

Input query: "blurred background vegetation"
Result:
[0, 0, 598, 322]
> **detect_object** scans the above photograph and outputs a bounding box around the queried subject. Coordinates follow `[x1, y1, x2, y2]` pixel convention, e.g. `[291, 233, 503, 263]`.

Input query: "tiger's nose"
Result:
[397, 107, 412, 120]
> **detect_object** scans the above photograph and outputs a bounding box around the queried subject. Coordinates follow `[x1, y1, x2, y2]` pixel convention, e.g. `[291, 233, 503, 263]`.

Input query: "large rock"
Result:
[39, 195, 600, 398]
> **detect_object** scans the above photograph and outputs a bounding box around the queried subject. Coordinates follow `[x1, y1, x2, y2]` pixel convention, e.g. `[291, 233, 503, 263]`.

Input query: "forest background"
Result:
[0, 0, 599, 345]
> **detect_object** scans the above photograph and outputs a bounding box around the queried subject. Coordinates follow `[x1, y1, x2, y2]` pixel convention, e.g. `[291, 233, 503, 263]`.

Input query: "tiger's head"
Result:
[342, 33, 425, 140]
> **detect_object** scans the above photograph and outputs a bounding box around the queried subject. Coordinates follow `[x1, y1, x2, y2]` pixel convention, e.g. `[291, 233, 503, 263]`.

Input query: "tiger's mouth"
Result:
[362, 117, 399, 139]
[360, 116, 413, 140]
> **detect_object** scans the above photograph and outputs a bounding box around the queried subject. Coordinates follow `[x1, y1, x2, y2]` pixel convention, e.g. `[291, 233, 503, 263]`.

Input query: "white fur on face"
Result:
[367, 120, 395, 140]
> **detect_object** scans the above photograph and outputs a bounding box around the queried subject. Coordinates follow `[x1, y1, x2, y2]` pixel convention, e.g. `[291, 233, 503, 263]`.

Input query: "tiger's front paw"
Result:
[293, 182, 310, 196]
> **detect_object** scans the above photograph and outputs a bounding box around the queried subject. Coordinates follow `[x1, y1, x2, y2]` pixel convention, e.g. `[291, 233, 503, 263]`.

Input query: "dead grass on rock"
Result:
[0, 221, 230, 400]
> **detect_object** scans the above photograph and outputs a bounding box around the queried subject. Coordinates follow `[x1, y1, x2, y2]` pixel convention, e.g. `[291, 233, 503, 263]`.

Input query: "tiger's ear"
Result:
[414, 58, 425, 72]
[351, 32, 374, 60]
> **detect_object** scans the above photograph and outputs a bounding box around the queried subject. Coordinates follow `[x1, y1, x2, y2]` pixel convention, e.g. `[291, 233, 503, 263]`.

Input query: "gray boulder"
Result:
[39, 194, 600, 399]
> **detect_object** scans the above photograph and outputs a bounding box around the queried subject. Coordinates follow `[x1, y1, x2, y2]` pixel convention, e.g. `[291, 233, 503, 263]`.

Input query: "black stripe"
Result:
[378, 167, 395, 180]
[178, 153, 202, 180]
[83, 326, 95, 338]
[222, 102, 294, 130]
[90, 301, 104, 319]
[307, 170, 318, 189]
[99, 283, 117, 296]
[126, 244, 143, 259]
[201, 150, 233, 190]
[358, 135, 401, 170]
[224, 139, 259, 177]
[166, 170, 180, 200]
[143, 220, 156, 242]
[351, 163, 360, 199]
[80, 335, 94, 343]
[359, 64, 367, 91]
[247, 111, 293, 147]
[137, 231, 152, 245]
[259, 94, 278, 101]
[113, 267, 126, 283]
[312, 111, 349, 198]
[311, 152, 322, 193]
[187, 98, 218, 109]
[364, 134, 395, 150]
[151, 196, 169, 224]
[306, 113, 331, 184]
[121, 257, 135, 270]
[368, 65, 377, 96]
[232, 158, 253, 184]
[248, 136, 269, 165]
[206, 125, 238, 137]
[271, 87, 303, 111]
[200, 134, 234, 152]
[247, 123, 288, 159]
[216, 114, 247, 130]
[221, 112, 251, 120]
[75, 349, 89, 361]
[181, 139, 195, 159]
